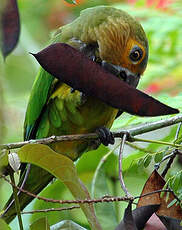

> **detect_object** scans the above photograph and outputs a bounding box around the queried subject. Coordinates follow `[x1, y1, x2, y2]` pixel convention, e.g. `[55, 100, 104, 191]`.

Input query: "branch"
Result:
[21, 206, 80, 215]
[1, 174, 172, 205]
[119, 134, 132, 197]
[1, 114, 182, 150]
[161, 122, 182, 177]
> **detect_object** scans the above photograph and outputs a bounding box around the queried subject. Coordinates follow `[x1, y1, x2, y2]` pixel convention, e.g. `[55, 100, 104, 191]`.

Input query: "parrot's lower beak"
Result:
[101, 61, 140, 88]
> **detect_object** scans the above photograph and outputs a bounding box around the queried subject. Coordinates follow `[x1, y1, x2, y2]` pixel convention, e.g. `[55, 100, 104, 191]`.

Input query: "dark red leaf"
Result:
[115, 204, 160, 230]
[115, 202, 137, 230]
[31, 43, 179, 117]
[158, 215, 182, 230]
[145, 213, 166, 230]
[0, 0, 20, 58]
[132, 205, 160, 229]
[137, 170, 182, 220]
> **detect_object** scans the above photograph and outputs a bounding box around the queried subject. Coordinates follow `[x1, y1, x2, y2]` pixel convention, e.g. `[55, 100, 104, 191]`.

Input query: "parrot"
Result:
[2, 5, 148, 223]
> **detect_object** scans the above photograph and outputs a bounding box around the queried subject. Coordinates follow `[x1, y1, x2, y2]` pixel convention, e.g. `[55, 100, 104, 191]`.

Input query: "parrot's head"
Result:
[63, 6, 148, 88]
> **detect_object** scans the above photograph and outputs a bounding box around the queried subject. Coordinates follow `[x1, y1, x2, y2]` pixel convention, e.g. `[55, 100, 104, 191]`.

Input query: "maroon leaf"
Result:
[31, 43, 179, 117]
[115, 202, 137, 230]
[145, 214, 166, 230]
[115, 204, 160, 230]
[132, 205, 160, 229]
[158, 215, 182, 230]
[0, 0, 20, 58]
[137, 170, 182, 220]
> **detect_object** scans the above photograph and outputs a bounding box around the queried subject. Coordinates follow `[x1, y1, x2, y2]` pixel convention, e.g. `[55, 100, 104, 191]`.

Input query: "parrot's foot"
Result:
[95, 127, 115, 146]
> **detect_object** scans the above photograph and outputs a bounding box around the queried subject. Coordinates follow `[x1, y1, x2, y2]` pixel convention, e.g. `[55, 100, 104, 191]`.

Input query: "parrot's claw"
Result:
[95, 127, 115, 146]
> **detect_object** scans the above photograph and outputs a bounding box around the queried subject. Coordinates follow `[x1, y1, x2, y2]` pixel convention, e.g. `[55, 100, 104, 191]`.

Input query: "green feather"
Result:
[54, 98, 68, 122]
[36, 109, 50, 139]
[24, 69, 54, 140]
[48, 100, 62, 128]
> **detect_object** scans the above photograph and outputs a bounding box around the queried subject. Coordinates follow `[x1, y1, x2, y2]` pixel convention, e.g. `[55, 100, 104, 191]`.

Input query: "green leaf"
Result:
[137, 157, 144, 169]
[0, 218, 11, 230]
[123, 151, 146, 172]
[167, 198, 177, 208]
[154, 152, 164, 163]
[172, 173, 181, 193]
[144, 155, 152, 168]
[30, 217, 50, 230]
[18, 144, 102, 230]
[50, 220, 87, 230]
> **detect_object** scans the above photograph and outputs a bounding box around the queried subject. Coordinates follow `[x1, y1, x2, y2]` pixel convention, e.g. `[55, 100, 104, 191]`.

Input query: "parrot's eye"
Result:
[129, 46, 143, 63]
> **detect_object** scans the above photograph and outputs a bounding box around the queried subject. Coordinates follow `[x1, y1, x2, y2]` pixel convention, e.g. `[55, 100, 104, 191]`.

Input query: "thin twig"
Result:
[162, 122, 182, 177]
[125, 141, 155, 154]
[175, 122, 182, 141]
[128, 114, 182, 136]
[21, 205, 80, 215]
[134, 188, 172, 199]
[161, 150, 178, 178]
[1, 174, 173, 206]
[119, 134, 132, 198]
[0, 174, 131, 205]
[132, 137, 182, 148]
[1, 114, 182, 150]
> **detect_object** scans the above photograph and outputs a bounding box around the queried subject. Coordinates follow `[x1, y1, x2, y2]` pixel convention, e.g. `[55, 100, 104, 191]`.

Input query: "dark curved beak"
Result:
[101, 61, 140, 88]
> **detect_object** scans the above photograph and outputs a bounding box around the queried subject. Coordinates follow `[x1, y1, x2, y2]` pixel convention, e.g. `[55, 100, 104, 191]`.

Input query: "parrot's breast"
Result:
[37, 83, 118, 160]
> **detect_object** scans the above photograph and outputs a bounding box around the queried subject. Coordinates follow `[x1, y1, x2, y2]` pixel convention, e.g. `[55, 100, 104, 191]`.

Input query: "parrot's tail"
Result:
[1, 165, 53, 224]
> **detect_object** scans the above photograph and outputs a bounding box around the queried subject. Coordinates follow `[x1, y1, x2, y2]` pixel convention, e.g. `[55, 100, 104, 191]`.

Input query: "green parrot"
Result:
[2, 5, 148, 223]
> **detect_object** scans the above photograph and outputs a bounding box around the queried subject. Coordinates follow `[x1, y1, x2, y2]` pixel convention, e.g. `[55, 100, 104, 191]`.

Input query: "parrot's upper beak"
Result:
[101, 61, 140, 88]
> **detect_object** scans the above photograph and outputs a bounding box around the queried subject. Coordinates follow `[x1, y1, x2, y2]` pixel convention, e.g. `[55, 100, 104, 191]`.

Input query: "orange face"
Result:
[91, 17, 148, 77]
[118, 38, 148, 75]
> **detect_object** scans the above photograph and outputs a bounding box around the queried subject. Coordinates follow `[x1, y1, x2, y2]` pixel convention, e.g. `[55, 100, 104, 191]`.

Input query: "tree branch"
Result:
[0, 114, 182, 150]
[21, 206, 80, 215]
[1, 174, 172, 206]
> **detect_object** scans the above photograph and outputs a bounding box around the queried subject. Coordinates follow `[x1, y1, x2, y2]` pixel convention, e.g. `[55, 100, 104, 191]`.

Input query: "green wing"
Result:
[24, 68, 54, 140]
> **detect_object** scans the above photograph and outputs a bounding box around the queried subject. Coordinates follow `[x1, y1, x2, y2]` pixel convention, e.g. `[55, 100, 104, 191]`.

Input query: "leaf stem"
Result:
[125, 141, 155, 154]
[132, 137, 182, 148]
[9, 170, 24, 230]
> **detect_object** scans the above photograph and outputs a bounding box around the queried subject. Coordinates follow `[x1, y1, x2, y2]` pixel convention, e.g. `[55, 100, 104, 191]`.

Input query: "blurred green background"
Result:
[1, 0, 182, 229]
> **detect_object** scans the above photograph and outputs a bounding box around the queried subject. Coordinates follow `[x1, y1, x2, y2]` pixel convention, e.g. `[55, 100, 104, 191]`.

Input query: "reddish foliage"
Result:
[127, 0, 173, 9]
[0, 0, 20, 58]
[137, 170, 182, 220]
[145, 83, 161, 94]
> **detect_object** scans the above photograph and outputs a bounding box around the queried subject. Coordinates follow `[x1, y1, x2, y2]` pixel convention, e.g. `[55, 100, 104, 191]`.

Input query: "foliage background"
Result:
[0, 0, 182, 229]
